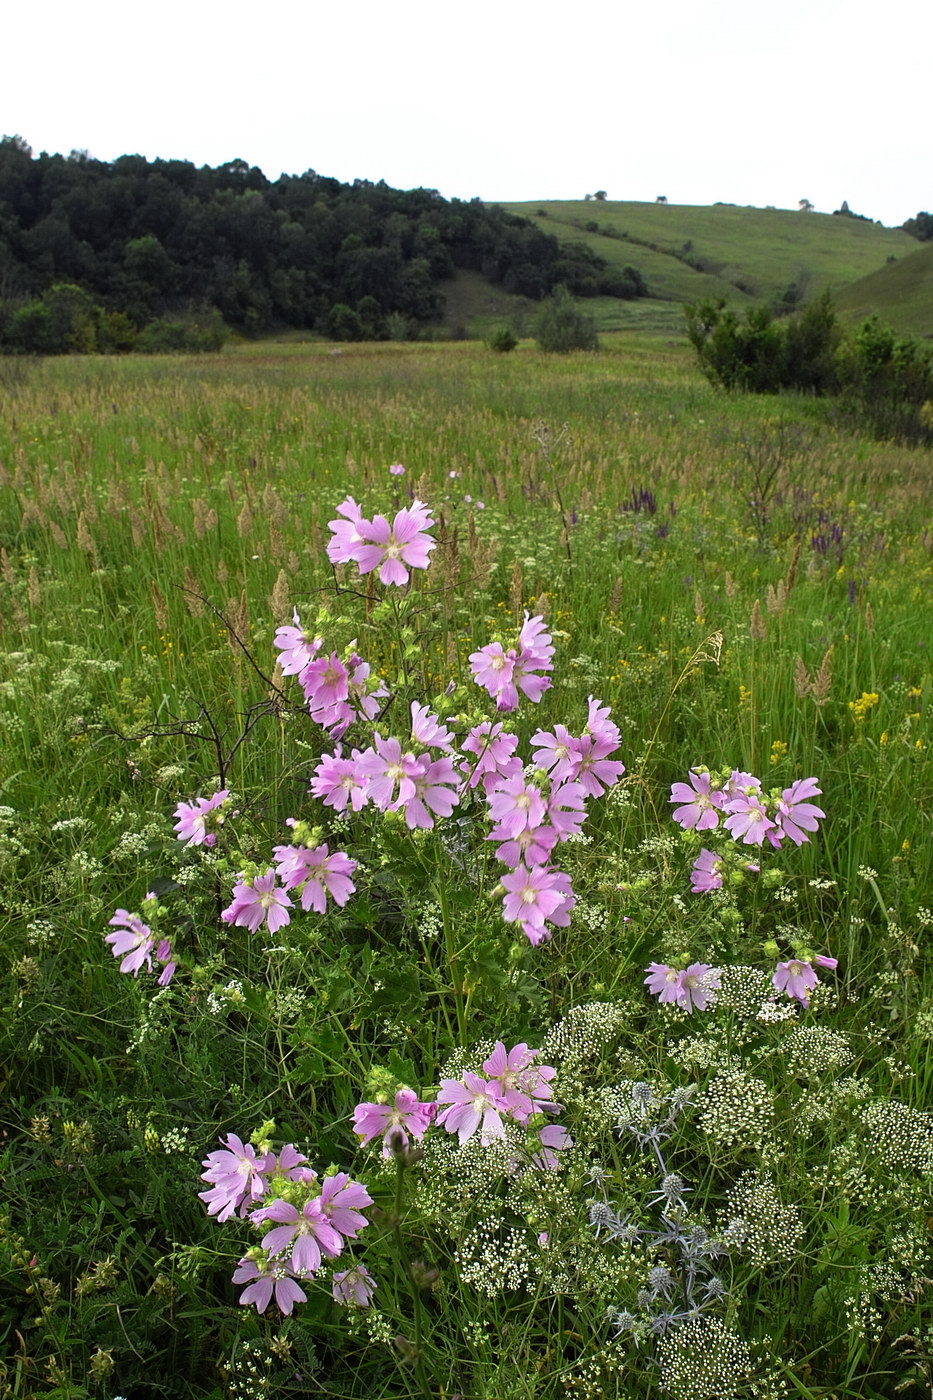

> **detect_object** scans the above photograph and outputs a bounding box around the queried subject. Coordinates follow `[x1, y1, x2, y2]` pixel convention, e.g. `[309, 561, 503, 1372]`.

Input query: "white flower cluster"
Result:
[782, 1026, 853, 1077]
[656, 1317, 752, 1400]
[860, 1099, 933, 1175]
[722, 1170, 804, 1267]
[698, 1070, 774, 1152]
[456, 1218, 537, 1296]
[541, 1001, 630, 1070]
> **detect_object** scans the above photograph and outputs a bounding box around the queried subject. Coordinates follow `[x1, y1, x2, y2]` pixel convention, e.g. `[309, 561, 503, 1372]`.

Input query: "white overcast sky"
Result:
[5, 0, 930, 227]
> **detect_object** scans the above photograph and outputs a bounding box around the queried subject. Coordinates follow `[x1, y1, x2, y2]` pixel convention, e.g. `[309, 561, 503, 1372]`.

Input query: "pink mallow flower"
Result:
[155, 937, 176, 987]
[353, 501, 437, 586]
[272, 840, 357, 913]
[173, 789, 230, 847]
[670, 770, 724, 831]
[310, 749, 369, 813]
[399, 755, 460, 830]
[482, 1042, 559, 1122]
[487, 774, 548, 840]
[410, 701, 454, 750]
[233, 1256, 307, 1315]
[221, 870, 292, 934]
[531, 724, 580, 784]
[252, 1197, 344, 1275]
[570, 732, 625, 799]
[723, 791, 776, 846]
[644, 962, 686, 1006]
[199, 1134, 273, 1222]
[690, 848, 724, 893]
[353, 1089, 437, 1156]
[332, 1265, 377, 1307]
[436, 1073, 510, 1145]
[644, 962, 720, 1012]
[461, 721, 523, 793]
[326, 496, 368, 566]
[318, 1173, 374, 1239]
[501, 864, 575, 945]
[273, 610, 322, 675]
[773, 777, 825, 847]
[105, 910, 154, 976]
[773, 959, 818, 1006]
[356, 734, 422, 811]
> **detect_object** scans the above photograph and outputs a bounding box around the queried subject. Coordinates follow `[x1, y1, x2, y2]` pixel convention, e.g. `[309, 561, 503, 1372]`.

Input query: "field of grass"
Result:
[1, 339, 932, 1400]
[835, 241, 933, 338]
[501, 202, 917, 335]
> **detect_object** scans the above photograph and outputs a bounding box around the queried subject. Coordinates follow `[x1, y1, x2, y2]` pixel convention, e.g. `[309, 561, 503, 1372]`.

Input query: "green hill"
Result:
[503, 200, 916, 333]
[833, 241, 933, 338]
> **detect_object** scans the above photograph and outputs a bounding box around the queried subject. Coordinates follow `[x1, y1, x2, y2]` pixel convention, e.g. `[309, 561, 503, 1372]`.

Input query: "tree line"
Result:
[0, 136, 644, 351]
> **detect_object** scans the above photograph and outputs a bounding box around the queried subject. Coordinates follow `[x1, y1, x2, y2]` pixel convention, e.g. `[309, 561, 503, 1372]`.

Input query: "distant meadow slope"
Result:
[503, 200, 919, 335]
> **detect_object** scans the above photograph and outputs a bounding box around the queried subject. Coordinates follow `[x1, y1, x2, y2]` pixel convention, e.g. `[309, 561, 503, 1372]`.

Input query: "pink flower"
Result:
[353, 501, 437, 586]
[723, 792, 776, 846]
[678, 963, 720, 1011]
[410, 701, 454, 750]
[173, 789, 230, 847]
[155, 938, 176, 986]
[272, 842, 357, 913]
[221, 870, 292, 934]
[318, 1173, 373, 1239]
[252, 1197, 344, 1275]
[690, 848, 724, 893]
[532, 1123, 573, 1169]
[644, 962, 686, 1006]
[773, 777, 825, 847]
[547, 780, 587, 839]
[501, 864, 571, 944]
[353, 1089, 436, 1155]
[332, 1265, 376, 1307]
[388, 463, 405, 477]
[491, 823, 559, 870]
[398, 754, 460, 829]
[233, 1256, 307, 1315]
[583, 695, 621, 750]
[105, 910, 154, 976]
[300, 652, 350, 723]
[482, 1042, 559, 1123]
[327, 496, 368, 566]
[773, 959, 818, 1006]
[435, 1073, 510, 1145]
[814, 953, 838, 970]
[530, 725, 579, 784]
[571, 733, 625, 798]
[644, 962, 719, 1012]
[461, 721, 523, 793]
[199, 1134, 273, 1221]
[487, 774, 547, 840]
[469, 641, 515, 704]
[274, 610, 322, 675]
[310, 749, 369, 812]
[356, 734, 421, 811]
[670, 770, 723, 831]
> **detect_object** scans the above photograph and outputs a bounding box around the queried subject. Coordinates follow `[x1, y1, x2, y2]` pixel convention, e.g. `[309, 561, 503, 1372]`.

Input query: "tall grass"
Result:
[0, 340, 931, 1400]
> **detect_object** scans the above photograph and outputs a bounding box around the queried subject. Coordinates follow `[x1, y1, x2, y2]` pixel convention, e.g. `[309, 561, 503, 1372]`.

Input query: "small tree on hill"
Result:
[533, 285, 598, 353]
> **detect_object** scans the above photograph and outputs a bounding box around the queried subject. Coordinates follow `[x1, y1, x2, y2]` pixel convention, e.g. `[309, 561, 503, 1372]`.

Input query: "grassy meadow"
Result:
[500, 203, 916, 335]
[1, 337, 932, 1400]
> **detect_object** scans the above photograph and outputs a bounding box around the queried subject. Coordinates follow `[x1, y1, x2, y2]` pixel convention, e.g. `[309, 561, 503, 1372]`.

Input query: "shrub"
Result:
[533, 285, 598, 353]
[487, 325, 518, 353]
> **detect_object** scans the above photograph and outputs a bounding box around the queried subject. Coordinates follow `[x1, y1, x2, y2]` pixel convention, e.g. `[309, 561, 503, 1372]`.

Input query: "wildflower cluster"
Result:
[670, 768, 825, 889]
[198, 1132, 374, 1315]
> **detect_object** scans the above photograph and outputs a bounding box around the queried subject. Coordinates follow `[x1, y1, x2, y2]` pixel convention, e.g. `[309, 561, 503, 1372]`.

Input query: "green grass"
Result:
[835, 240, 933, 337]
[0, 341, 931, 1400]
[503, 200, 916, 333]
